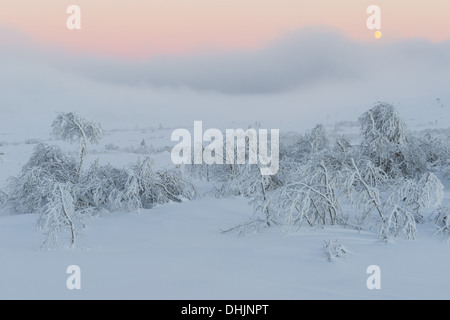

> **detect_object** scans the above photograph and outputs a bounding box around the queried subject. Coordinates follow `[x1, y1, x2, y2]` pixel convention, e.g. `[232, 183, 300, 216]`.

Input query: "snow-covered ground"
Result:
[0, 122, 449, 300]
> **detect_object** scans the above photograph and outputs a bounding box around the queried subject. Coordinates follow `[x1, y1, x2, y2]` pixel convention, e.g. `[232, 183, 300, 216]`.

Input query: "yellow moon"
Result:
[374, 31, 382, 39]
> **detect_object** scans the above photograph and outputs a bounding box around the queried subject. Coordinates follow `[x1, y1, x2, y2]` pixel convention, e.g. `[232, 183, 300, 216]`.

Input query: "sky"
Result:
[0, 1, 449, 136]
[1, 0, 450, 57]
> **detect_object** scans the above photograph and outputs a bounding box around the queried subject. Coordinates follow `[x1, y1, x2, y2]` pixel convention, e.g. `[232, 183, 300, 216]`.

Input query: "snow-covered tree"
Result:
[184, 145, 213, 182]
[358, 102, 449, 178]
[82, 157, 197, 211]
[52, 112, 103, 180]
[82, 161, 141, 212]
[134, 158, 197, 208]
[359, 102, 408, 177]
[8, 144, 78, 214]
[213, 129, 283, 228]
[359, 103, 450, 179]
[215, 160, 278, 198]
[405, 134, 450, 178]
[378, 172, 443, 240]
[245, 140, 335, 232]
[8, 144, 98, 247]
[340, 158, 389, 228]
[340, 158, 443, 239]
[37, 182, 96, 248]
[290, 123, 330, 161]
[213, 127, 282, 198]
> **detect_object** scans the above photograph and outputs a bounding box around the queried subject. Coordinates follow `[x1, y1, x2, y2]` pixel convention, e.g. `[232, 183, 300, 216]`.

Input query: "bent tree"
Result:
[52, 112, 103, 181]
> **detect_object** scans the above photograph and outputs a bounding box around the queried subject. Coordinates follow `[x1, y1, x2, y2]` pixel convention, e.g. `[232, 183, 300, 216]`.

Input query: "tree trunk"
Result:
[59, 185, 76, 247]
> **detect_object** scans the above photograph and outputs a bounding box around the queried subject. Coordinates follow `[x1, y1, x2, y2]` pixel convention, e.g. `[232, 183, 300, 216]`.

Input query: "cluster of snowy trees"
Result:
[6, 112, 196, 247]
[198, 102, 449, 240]
[1, 103, 449, 247]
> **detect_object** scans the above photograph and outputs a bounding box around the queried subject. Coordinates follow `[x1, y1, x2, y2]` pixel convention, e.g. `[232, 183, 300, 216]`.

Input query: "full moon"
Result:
[374, 30, 382, 39]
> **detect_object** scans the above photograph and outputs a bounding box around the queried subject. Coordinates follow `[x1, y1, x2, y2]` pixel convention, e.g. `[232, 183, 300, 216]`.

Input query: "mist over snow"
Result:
[1, 26, 450, 137]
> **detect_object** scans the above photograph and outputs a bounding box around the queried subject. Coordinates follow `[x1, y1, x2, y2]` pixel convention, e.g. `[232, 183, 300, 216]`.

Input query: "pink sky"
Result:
[1, 0, 450, 57]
